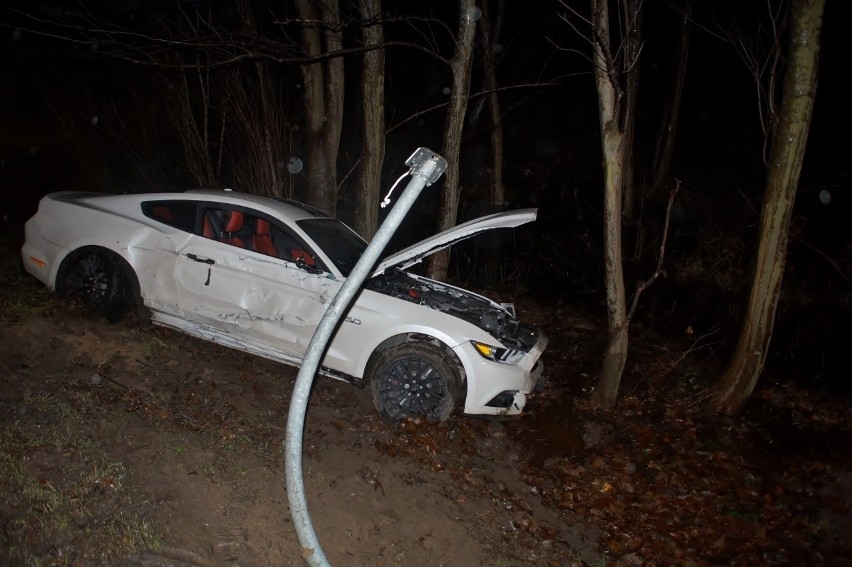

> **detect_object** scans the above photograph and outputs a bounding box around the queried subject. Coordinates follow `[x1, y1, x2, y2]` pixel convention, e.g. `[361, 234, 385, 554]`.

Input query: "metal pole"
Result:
[284, 148, 447, 566]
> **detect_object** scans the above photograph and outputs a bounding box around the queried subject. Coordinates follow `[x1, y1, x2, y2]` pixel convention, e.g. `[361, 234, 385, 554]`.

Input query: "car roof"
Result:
[184, 189, 327, 222]
[80, 189, 326, 223]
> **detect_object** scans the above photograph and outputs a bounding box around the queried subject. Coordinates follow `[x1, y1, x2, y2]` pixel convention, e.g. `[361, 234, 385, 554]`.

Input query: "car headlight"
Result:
[471, 341, 523, 364]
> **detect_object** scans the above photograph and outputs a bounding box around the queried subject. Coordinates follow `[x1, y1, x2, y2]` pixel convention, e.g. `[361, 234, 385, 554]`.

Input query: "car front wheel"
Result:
[62, 250, 132, 323]
[368, 341, 461, 422]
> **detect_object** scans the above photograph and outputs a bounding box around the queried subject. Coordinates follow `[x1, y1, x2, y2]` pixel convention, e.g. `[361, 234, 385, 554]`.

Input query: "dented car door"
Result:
[233, 251, 339, 357]
[173, 207, 337, 361]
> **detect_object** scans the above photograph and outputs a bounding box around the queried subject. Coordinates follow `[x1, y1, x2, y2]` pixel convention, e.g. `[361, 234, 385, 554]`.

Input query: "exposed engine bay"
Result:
[368, 269, 539, 352]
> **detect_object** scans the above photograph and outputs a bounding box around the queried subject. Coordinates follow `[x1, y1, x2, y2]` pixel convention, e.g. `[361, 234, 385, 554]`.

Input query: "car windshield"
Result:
[297, 218, 368, 277]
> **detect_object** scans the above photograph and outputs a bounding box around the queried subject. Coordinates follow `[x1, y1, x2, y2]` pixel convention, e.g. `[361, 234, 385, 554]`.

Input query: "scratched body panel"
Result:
[21, 189, 549, 418]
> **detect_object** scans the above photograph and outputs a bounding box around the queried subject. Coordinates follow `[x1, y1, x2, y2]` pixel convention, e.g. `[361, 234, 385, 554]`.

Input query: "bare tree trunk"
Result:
[620, 0, 642, 220]
[716, 0, 824, 415]
[590, 0, 631, 409]
[651, 1, 692, 193]
[321, 0, 344, 212]
[295, 0, 328, 207]
[425, 0, 477, 281]
[480, 0, 504, 207]
[354, 0, 385, 240]
[294, 0, 342, 215]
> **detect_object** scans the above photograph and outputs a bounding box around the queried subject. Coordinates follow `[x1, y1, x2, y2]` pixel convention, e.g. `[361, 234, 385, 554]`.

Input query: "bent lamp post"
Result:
[284, 148, 448, 566]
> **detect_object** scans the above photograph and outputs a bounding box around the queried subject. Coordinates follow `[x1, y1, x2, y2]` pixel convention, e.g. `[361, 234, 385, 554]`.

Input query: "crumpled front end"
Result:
[454, 330, 548, 417]
[368, 268, 548, 417]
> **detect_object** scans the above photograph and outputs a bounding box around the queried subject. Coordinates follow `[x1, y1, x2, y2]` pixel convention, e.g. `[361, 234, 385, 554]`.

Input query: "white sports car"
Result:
[21, 189, 547, 421]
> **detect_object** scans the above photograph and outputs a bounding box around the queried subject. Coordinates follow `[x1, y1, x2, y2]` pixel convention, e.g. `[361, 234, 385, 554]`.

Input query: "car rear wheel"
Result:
[368, 341, 461, 422]
[62, 250, 132, 323]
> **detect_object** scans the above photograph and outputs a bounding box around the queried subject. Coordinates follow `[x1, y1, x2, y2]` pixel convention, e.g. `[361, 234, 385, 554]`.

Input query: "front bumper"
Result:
[455, 330, 548, 417]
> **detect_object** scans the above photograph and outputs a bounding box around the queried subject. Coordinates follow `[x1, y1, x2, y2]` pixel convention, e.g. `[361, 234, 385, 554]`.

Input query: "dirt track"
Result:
[0, 263, 602, 566]
[3, 247, 851, 566]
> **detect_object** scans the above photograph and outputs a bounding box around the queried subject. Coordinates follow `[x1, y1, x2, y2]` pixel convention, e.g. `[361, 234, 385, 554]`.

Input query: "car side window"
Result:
[201, 207, 251, 249]
[266, 223, 322, 269]
[200, 205, 327, 271]
[141, 200, 198, 233]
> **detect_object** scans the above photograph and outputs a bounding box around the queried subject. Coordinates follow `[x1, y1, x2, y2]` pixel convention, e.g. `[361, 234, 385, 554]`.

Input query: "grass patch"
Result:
[0, 394, 161, 565]
[0, 273, 58, 321]
[113, 517, 161, 553]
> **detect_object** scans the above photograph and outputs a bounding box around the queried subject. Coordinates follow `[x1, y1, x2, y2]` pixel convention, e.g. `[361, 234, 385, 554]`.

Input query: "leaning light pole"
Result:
[284, 148, 448, 566]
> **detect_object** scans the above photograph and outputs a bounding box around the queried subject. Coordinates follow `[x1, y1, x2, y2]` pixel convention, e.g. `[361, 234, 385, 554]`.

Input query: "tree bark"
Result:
[321, 0, 344, 212]
[620, 0, 642, 220]
[716, 0, 824, 415]
[590, 0, 630, 409]
[480, 0, 504, 207]
[354, 0, 385, 240]
[294, 0, 342, 216]
[425, 0, 477, 281]
[651, 1, 692, 194]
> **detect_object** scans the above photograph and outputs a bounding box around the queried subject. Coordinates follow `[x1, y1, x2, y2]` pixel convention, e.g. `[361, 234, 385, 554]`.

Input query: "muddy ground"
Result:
[1, 245, 850, 566]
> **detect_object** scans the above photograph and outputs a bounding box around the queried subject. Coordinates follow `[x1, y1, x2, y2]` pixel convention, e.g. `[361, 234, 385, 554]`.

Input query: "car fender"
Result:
[335, 289, 496, 383]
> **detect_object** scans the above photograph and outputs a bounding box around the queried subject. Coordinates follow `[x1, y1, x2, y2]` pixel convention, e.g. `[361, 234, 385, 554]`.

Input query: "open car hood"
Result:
[371, 208, 538, 277]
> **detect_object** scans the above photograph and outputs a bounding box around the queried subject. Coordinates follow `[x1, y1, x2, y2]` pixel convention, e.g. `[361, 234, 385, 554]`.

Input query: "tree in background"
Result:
[426, 0, 478, 281]
[479, 0, 506, 208]
[10, 0, 298, 197]
[716, 0, 825, 414]
[353, 0, 385, 240]
[586, 0, 642, 408]
[294, 0, 344, 216]
[650, 1, 692, 195]
[618, 0, 643, 221]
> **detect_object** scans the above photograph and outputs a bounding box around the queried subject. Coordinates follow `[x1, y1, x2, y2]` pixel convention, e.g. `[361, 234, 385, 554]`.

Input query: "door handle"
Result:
[187, 253, 215, 265]
[186, 253, 215, 286]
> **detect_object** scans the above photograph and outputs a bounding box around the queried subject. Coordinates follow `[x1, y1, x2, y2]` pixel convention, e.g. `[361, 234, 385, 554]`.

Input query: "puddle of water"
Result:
[510, 405, 584, 467]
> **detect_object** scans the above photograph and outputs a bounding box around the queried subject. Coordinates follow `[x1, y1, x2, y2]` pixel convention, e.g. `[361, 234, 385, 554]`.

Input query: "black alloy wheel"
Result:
[369, 341, 461, 422]
[62, 251, 131, 323]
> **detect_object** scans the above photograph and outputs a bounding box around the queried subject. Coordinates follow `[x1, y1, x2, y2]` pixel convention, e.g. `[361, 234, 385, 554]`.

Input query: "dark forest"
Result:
[1, 1, 849, 565]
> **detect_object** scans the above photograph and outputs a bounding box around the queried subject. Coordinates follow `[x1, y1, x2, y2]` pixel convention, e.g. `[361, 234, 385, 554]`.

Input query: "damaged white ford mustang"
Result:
[21, 190, 547, 421]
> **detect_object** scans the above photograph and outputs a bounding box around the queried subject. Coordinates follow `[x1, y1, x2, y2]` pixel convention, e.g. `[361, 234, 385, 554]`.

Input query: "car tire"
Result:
[368, 341, 461, 423]
[62, 250, 133, 324]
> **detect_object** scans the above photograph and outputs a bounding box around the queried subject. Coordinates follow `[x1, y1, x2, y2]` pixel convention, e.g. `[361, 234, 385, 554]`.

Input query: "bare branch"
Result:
[627, 179, 682, 322]
[4, 6, 455, 69]
[735, 186, 852, 287]
[386, 80, 559, 134]
[702, 0, 790, 165]
[545, 36, 595, 67]
[556, 0, 592, 27]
